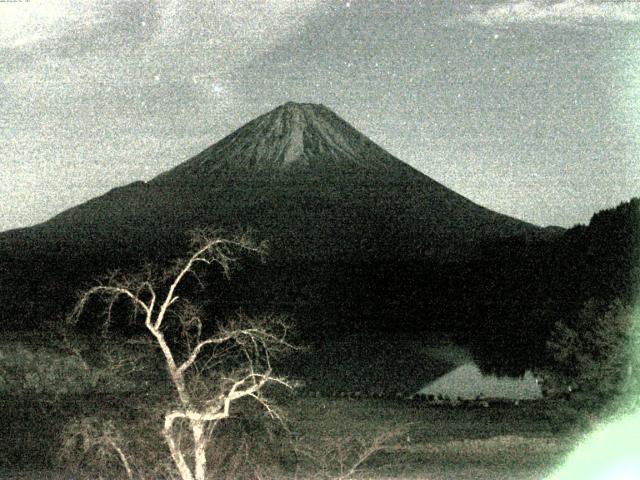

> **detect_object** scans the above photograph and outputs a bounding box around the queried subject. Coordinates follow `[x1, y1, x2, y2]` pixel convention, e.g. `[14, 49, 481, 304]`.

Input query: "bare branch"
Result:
[295, 427, 407, 480]
[67, 230, 287, 480]
[177, 312, 294, 376]
[177, 334, 234, 375]
[336, 428, 404, 480]
[154, 233, 264, 332]
[166, 369, 286, 426]
[68, 284, 152, 329]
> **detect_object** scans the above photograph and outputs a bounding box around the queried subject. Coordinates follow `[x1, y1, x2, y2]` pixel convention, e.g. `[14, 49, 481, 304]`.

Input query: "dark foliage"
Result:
[0, 199, 637, 392]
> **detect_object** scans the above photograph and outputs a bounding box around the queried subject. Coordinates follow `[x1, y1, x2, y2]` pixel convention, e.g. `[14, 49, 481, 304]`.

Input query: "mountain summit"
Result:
[3, 101, 543, 262]
[154, 102, 399, 181]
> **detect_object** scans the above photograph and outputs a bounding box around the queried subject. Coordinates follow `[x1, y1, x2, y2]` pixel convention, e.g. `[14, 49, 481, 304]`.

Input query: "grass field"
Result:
[286, 397, 577, 479]
[0, 337, 580, 479]
[1, 393, 579, 479]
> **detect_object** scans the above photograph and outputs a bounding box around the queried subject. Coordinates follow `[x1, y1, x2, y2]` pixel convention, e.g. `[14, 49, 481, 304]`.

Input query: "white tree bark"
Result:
[70, 231, 291, 480]
[192, 420, 207, 480]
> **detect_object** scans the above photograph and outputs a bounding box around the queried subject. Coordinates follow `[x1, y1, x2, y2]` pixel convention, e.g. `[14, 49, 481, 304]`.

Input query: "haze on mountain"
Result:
[2, 102, 546, 264]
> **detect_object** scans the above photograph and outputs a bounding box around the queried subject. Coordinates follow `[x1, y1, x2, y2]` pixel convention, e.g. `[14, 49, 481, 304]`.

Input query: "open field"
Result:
[0, 337, 580, 479]
[287, 397, 576, 479]
[1, 391, 578, 479]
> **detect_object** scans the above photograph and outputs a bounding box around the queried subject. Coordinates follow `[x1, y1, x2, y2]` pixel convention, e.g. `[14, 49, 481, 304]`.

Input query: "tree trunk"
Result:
[164, 415, 195, 480]
[192, 419, 207, 480]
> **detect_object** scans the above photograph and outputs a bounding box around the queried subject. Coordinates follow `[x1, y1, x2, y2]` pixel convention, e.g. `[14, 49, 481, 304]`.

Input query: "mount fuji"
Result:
[4, 102, 542, 263]
[0, 101, 567, 389]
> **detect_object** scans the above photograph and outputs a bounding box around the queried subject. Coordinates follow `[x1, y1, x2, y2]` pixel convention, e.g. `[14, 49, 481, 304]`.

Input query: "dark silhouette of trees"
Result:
[544, 298, 634, 407]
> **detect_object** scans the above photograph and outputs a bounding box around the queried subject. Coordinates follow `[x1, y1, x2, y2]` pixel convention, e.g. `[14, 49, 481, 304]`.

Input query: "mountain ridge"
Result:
[1, 102, 547, 260]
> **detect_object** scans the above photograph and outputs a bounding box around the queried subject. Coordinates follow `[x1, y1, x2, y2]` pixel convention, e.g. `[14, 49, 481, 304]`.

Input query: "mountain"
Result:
[154, 101, 400, 176]
[0, 102, 569, 390]
[2, 102, 543, 263]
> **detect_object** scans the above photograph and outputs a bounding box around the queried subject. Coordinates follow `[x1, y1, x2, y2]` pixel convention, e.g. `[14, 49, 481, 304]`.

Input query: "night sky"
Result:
[2, 0, 639, 232]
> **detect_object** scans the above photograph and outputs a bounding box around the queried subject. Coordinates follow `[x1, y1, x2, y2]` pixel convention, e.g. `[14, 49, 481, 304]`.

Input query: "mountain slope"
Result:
[0, 101, 579, 389]
[3, 102, 542, 264]
[154, 102, 400, 177]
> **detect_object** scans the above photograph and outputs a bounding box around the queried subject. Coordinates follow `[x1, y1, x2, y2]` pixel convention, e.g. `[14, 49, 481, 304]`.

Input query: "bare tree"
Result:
[69, 230, 293, 480]
[293, 427, 407, 480]
[60, 417, 135, 480]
